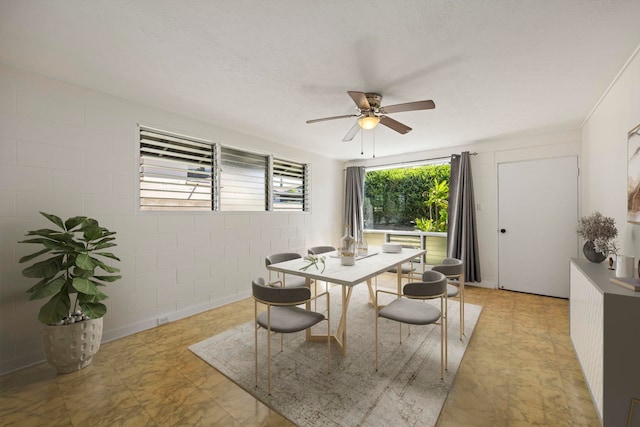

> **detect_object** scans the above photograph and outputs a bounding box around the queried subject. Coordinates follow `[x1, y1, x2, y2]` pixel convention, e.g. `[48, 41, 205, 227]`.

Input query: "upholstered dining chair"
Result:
[387, 261, 417, 282]
[375, 270, 448, 379]
[431, 258, 465, 340]
[265, 252, 307, 287]
[307, 246, 336, 299]
[383, 245, 422, 293]
[252, 277, 330, 395]
[307, 245, 336, 256]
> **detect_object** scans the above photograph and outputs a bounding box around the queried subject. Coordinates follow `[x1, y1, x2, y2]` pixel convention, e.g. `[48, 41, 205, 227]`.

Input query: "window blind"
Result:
[272, 158, 308, 211]
[220, 147, 267, 211]
[139, 127, 214, 211]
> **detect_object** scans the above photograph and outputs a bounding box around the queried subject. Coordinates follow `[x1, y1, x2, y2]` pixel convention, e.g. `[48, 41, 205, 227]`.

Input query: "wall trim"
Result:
[581, 42, 640, 127]
[0, 290, 252, 376]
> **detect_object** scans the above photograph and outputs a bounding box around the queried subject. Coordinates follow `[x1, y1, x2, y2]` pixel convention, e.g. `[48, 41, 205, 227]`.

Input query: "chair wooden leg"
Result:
[440, 295, 444, 380]
[449, 274, 465, 341]
[375, 295, 379, 371]
[327, 296, 331, 373]
[267, 309, 272, 395]
[444, 293, 448, 369]
[440, 303, 444, 380]
[254, 301, 258, 389]
[460, 275, 465, 340]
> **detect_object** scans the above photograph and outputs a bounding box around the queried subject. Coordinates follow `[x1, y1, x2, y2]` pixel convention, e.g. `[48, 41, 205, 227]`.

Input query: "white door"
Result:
[498, 156, 578, 298]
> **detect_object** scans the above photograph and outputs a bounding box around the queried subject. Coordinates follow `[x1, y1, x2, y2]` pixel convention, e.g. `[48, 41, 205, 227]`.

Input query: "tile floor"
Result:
[0, 274, 601, 426]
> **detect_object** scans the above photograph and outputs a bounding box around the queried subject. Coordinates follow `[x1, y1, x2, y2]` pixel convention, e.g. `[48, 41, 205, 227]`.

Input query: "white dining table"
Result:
[266, 246, 426, 354]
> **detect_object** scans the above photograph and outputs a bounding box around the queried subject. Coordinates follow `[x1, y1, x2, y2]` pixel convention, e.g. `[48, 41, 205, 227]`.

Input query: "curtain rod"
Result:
[355, 152, 477, 170]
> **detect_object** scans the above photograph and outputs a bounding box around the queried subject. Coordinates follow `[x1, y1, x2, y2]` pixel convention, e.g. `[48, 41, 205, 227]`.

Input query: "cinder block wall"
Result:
[0, 64, 344, 374]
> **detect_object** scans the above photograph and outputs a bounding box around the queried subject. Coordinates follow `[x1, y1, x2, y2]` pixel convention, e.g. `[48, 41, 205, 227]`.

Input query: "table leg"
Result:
[366, 279, 375, 305]
[334, 285, 353, 354]
[341, 286, 348, 353]
[306, 277, 312, 340]
[306, 284, 353, 355]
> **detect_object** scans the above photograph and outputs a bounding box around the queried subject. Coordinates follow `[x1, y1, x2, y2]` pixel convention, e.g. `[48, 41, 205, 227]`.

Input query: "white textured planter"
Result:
[42, 317, 103, 374]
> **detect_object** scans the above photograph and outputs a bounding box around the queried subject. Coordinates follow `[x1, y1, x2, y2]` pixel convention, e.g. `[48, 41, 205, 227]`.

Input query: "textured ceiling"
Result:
[1, 0, 639, 160]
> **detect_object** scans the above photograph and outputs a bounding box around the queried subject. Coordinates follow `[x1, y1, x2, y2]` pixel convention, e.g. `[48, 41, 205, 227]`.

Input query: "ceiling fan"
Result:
[306, 91, 435, 142]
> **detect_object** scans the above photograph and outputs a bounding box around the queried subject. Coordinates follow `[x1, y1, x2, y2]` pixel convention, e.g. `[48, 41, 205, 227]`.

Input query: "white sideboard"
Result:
[570, 258, 640, 426]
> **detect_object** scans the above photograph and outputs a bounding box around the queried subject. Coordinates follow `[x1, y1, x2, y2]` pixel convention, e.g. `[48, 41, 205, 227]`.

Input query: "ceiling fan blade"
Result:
[380, 100, 435, 114]
[306, 114, 358, 124]
[342, 121, 362, 142]
[380, 116, 412, 134]
[347, 91, 370, 110]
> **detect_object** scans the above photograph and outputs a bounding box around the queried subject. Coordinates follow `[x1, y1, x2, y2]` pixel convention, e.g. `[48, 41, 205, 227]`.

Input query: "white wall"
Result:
[348, 129, 582, 289]
[348, 45, 640, 290]
[0, 64, 344, 374]
[582, 47, 640, 259]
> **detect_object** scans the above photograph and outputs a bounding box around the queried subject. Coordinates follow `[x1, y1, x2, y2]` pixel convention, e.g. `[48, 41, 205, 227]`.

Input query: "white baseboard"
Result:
[466, 281, 496, 289]
[102, 290, 251, 343]
[1, 291, 251, 376]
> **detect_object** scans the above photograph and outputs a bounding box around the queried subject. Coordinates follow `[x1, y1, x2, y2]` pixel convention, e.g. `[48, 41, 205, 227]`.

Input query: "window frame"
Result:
[218, 146, 268, 212]
[363, 159, 450, 231]
[139, 126, 216, 212]
[270, 157, 310, 212]
[138, 125, 310, 213]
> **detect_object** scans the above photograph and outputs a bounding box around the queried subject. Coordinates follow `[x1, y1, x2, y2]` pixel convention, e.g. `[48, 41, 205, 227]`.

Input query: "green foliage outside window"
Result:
[418, 178, 449, 231]
[364, 163, 450, 231]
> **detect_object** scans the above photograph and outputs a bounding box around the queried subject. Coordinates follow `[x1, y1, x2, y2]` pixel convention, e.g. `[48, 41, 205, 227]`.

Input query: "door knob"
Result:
[500, 228, 506, 233]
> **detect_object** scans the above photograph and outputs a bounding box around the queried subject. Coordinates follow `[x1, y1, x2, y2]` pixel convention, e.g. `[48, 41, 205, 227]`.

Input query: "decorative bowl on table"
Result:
[382, 243, 402, 253]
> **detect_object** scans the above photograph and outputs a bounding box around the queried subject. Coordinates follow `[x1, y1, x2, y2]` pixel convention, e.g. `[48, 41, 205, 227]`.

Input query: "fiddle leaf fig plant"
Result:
[19, 212, 121, 325]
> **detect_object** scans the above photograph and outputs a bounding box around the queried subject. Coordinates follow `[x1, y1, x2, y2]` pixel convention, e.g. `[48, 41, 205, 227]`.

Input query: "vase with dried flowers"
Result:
[576, 212, 617, 263]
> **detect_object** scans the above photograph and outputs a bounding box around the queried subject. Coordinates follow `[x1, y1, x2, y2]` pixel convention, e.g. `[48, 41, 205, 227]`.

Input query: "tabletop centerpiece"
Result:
[339, 226, 356, 266]
[300, 255, 326, 273]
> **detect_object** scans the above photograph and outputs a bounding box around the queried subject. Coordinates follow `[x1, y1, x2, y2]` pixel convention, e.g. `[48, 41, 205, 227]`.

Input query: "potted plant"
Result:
[576, 212, 617, 263]
[19, 212, 121, 373]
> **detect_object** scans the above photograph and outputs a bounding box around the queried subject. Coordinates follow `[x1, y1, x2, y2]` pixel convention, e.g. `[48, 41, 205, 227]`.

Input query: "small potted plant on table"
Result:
[19, 212, 121, 373]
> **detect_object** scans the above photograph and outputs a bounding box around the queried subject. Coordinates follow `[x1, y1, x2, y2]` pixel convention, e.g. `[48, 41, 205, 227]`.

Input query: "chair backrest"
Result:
[252, 277, 311, 304]
[307, 246, 336, 255]
[265, 252, 302, 267]
[431, 257, 463, 276]
[404, 270, 447, 298]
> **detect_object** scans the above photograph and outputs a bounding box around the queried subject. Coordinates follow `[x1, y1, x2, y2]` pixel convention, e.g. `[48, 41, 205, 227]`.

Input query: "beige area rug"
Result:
[189, 284, 482, 427]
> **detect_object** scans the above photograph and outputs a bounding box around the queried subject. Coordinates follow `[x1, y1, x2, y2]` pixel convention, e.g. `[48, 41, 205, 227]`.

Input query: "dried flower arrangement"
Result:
[576, 212, 617, 254]
[599, 240, 620, 258]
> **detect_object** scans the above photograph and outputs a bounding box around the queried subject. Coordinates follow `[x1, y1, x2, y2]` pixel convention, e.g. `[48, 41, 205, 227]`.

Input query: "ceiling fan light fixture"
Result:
[306, 90, 434, 141]
[358, 115, 380, 130]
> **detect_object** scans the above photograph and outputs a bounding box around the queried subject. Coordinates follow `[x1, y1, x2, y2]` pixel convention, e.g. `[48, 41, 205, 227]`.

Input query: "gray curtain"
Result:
[448, 152, 481, 282]
[344, 166, 366, 240]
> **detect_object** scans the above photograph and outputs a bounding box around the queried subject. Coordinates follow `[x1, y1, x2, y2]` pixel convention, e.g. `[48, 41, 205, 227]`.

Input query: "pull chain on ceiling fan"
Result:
[306, 91, 435, 142]
[360, 123, 377, 158]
